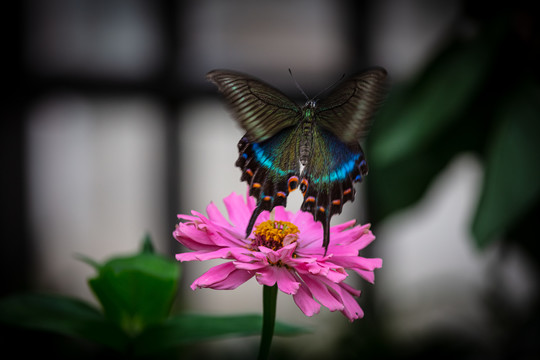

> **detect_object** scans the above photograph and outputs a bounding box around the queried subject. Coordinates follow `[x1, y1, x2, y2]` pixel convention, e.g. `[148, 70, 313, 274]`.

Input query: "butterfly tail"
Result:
[322, 217, 330, 256]
[245, 205, 264, 238]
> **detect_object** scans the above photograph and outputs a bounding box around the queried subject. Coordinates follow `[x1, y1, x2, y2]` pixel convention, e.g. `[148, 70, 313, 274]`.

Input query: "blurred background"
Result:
[2, 0, 539, 358]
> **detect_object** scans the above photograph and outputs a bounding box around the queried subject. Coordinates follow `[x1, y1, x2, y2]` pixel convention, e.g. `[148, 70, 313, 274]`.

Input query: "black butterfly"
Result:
[207, 68, 387, 254]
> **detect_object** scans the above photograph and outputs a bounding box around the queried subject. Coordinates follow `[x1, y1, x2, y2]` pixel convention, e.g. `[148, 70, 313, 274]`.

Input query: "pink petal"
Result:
[272, 206, 291, 222]
[207, 225, 248, 248]
[316, 280, 364, 322]
[320, 278, 364, 321]
[206, 202, 230, 227]
[255, 267, 277, 287]
[245, 188, 256, 210]
[301, 274, 344, 312]
[291, 212, 323, 246]
[331, 256, 383, 271]
[176, 247, 238, 262]
[177, 214, 199, 222]
[224, 192, 252, 230]
[340, 281, 362, 297]
[354, 269, 376, 283]
[330, 256, 382, 283]
[233, 261, 267, 271]
[275, 268, 301, 295]
[174, 223, 217, 250]
[336, 283, 364, 321]
[255, 266, 300, 294]
[330, 219, 357, 233]
[191, 262, 253, 290]
[258, 246, 280, 264]
[275, 242, 297, 259]
[292, 281, 321, 317]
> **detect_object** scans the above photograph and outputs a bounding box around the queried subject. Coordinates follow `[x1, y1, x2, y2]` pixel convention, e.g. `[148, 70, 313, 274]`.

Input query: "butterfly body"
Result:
[207, 68, 387, 253]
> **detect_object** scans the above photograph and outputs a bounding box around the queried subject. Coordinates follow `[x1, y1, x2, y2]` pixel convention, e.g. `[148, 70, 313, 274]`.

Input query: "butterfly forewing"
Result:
[206, 70, 302, 142]
[316, 67, 388, 144]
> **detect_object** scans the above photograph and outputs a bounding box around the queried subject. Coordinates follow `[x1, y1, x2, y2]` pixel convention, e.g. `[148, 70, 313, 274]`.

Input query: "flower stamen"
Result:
[251, 220, 299, 250]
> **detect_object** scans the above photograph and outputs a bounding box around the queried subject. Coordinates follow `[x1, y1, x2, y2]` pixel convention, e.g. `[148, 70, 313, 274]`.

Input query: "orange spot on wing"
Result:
[287, 176, 299, 192]
[332, 199, 341, 205]
[300, 178, 309, 194]
[343, 188, 352, 195]
[252, 183, 261, 188]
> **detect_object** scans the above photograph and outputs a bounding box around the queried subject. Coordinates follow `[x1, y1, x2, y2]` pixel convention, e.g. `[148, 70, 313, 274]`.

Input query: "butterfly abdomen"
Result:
[299, 122, 312, 166]
[299, 102, 317, 166]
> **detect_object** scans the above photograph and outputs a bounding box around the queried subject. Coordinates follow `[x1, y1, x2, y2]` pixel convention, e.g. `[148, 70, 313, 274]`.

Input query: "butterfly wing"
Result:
[316, 67, 388, 144]
[299, 67, 386, 253]
[207, 69, 304, 237]
[299, 127, 368, 251]
[236, 127, 302, 237]
[206, 70, 302, 142]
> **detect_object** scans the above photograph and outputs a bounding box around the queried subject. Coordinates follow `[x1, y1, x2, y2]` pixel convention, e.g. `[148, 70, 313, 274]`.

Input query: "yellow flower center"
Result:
[251, 220, 299, 251]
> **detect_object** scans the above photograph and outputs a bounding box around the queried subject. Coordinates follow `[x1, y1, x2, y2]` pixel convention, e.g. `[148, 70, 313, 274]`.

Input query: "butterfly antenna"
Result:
[312, 73, 346, 100]
[288, 68, 310, 101]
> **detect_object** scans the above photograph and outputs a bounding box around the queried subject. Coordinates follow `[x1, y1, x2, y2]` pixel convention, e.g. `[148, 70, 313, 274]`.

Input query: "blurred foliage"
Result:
[0, 236, 307, 358]
[366, 9, 540, 252]
[360, 3, 540, 360]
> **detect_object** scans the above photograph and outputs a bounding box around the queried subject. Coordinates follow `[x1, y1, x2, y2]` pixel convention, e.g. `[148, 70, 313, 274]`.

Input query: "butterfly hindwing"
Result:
[299, 127, 368, 250]
[206, 70, 302, 142]
[235, 127, 302, 236]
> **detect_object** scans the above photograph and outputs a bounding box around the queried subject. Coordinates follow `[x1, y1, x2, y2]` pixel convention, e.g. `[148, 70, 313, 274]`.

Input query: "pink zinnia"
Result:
[173, 192, 382, 321]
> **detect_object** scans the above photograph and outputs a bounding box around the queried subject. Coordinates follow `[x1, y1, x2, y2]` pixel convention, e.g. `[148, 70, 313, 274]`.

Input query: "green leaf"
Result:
[140, 233, 155, 254]
[0, 294, 129, 351]
[87, 252, 180, 336]
[369, 17, 506, 168]
[472, 80, 540, 247]
[133, 313, 309, 355]
[366, 92, 485, 221]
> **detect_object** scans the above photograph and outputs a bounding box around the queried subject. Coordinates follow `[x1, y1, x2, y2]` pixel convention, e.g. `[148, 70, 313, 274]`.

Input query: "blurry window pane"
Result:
[26, 95, 166, 298]
[179, 0, 350, 88]
[26, 0, 162, 79]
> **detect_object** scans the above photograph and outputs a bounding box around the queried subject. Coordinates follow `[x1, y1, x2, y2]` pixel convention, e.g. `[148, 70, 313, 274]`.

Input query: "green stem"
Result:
[258, 285, 278, 360]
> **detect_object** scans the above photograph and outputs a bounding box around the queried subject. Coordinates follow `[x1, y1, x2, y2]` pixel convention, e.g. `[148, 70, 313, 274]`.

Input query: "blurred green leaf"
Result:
[367, 83, 491, 220]
[87, 252, 180, 336]
[472, 80, 540, 247]
[370, 17, 506, 168]
[366, 17, 509, 222]
[133, 313, 310, 355]
[140, 233, 155, 254]
[0, 294, 128, 351]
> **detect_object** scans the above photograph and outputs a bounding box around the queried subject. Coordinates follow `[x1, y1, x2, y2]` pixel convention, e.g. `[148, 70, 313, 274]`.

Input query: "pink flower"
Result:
[173, 192, 382, 321]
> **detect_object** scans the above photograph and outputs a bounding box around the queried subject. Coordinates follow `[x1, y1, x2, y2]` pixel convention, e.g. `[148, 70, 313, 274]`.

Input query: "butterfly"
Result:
[206, 68, 387, 254]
